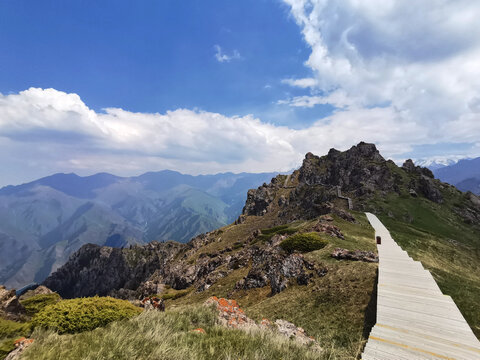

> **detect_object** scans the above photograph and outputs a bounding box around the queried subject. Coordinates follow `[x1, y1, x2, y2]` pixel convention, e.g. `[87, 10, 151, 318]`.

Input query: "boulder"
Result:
[0, 285, 26, 321]
[141, 296, 165, 311]
[331, 248, 378, 263]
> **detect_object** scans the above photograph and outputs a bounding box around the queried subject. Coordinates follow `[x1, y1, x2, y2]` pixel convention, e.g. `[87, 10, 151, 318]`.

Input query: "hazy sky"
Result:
[1, 0, 480, 186]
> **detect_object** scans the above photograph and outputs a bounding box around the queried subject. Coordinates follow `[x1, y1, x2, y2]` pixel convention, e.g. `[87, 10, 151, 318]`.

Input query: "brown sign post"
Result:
[376, 236, 381, 244]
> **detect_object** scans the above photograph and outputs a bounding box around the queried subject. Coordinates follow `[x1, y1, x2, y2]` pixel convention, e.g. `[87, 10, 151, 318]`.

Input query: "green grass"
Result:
[22, 306, 324, 360]
[20, 293, 61, 317]
[160, 288, 192, 301]
[32, 296, 142, 334]
[257, 224, 298, 242]
[280, 232, 329, 253]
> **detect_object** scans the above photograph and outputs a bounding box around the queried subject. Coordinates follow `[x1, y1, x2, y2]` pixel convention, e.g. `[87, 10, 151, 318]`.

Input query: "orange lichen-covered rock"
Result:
[191, 328, 206, 334]
[204, 297, 255, 329]
[204, 296, 322, 352]
[6, 338, 34, 360]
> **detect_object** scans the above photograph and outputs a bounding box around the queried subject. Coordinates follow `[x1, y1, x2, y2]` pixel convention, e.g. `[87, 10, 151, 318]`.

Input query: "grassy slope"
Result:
[369, 191, 480, 338]
[165, 211, 377, 359]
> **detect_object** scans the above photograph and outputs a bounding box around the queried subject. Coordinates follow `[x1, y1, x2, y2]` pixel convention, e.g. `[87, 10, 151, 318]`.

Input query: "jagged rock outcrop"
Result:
[402, 159, 443, 203]
[331, 248, 378, 262]
[0, 285, 26, 321]
[235, 235, 327, 295]
[44, 241, 186, 298]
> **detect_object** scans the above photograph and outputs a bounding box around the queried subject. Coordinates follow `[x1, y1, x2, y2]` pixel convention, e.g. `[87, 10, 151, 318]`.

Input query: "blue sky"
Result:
[1, 0, 480, 186]
[0, 0, 330, 126]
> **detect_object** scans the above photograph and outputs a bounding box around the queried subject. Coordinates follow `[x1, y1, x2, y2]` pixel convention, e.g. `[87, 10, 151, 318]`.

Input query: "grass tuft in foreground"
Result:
[23, 306, 324, 360]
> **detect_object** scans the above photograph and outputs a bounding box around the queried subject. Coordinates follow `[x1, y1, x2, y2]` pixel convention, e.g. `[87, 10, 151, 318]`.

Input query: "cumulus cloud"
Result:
[0, 87, 434, 186]
[280, 0, 480, 147]
[214, 45, 241, 63]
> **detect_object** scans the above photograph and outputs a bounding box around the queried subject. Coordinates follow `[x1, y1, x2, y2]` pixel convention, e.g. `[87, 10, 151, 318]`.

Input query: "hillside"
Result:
[33, 142, 480, 358]
[0, 171, 276, 288]
[433, 157, 480, 195]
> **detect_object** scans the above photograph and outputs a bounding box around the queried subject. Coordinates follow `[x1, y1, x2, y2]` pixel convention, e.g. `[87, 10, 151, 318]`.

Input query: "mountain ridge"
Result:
[0, 170, 277, 288]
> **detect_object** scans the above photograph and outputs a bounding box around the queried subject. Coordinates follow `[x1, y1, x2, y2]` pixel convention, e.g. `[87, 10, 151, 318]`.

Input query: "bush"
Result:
[32, 296, 142, 334]
[0, 318, 32, 339]
[280, 233, 329, 254]
[20, 293, 61, 317]
[0, 338, 15, 359]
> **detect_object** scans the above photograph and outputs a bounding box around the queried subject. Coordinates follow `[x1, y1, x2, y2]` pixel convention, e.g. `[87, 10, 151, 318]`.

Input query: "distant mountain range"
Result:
[432, 157, 480, 195]
[0, 170, 277, 288]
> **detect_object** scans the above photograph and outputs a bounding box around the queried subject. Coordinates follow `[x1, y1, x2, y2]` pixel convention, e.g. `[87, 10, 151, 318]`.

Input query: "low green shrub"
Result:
[0, 318, 32, 339]
[20, 293, 61, 317]
[32, 296, 142, 334]
[0, 338, 15, 359]
[280, 232, 329, 253]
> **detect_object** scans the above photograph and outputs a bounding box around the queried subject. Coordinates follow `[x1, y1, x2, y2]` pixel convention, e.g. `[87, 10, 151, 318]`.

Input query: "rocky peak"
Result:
[402, 159, 434, 179]
[243, 142, 453, 219]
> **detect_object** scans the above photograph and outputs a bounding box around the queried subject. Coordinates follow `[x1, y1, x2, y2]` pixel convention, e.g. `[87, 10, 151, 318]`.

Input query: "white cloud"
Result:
[281, 77, 317, 88]
[214, 45, 241, 63]
[281, 0, 480, 146]
[0, 87, 429, 185]
[0, 86, 478, 187]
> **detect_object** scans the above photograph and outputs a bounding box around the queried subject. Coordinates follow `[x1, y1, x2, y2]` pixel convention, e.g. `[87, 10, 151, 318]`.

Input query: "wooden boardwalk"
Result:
[362, 213, 480, 360]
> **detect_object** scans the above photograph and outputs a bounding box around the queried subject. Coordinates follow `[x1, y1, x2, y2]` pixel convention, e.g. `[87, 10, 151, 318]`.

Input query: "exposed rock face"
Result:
[402, 159, 443, 203]
[0, 285, 26, 321]
[44, 241, 186, 298]
[418, 176, 443, 203]
[331, 248, 378, 263]
[235, 235, 327, 295]
[243, 185, 276, 216]
[402, 159, 434, 179]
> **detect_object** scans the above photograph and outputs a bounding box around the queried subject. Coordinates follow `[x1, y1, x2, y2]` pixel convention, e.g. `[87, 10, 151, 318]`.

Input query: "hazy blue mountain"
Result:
[0, 170, 276, 288]
[433, 157, 480, 195]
